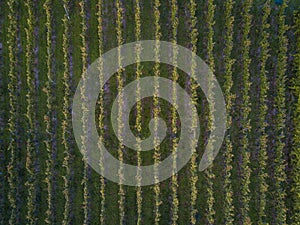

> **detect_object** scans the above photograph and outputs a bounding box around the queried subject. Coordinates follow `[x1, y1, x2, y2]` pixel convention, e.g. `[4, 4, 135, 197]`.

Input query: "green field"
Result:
[1, 0, 300, 224]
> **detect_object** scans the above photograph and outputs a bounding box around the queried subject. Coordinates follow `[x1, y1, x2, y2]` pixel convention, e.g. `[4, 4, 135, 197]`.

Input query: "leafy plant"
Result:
[291, 10, 300, 225]
[222, 0, 235, 224]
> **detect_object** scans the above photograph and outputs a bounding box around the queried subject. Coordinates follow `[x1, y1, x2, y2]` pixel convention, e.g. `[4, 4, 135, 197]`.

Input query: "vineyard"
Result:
[1, 0, 300, 224]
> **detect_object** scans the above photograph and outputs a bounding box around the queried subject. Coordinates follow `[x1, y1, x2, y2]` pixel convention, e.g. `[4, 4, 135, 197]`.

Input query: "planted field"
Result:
[1, 0, 300, 224]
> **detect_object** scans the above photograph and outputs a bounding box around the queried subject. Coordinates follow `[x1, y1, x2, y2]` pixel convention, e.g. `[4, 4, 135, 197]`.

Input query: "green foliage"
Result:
[61, 0, 72, 224]
[7, 0, 18, 224]
[96, 0, 106, 224]
[239, 0, 253, 224]
[204, 0, 216, 224]
[1, 0, 299, 224]
[25, 0, 37, 224]
[170, 0, 179, 224]
[223, 0, 235, 224]
[291, 10, 300, 225]
[153, 1, 162, 224]
[43, 1, 57, 224]
[78, 1, 91, 224]
[255, 1, 271, 225]
[115, 1, 126, 224]
[43, 0, 55, 224]
[189, 0, 199, 224]
[134, 0, 143, 224]
[273, 1, 288, 224]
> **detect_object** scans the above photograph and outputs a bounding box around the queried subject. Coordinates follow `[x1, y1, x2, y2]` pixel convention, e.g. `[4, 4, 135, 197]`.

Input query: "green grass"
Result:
[1, 0, 300, 224]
